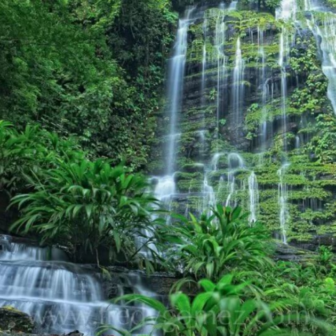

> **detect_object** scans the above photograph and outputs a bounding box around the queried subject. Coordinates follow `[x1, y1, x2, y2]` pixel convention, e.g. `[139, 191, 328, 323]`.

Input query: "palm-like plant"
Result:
[10, 159, 163, 268]
[164, 205, 273, 281]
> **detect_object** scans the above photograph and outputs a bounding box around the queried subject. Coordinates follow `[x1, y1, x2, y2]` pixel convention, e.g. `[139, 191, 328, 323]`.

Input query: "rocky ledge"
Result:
[0, 307, 34, 334]
[0, 333, 83, 336]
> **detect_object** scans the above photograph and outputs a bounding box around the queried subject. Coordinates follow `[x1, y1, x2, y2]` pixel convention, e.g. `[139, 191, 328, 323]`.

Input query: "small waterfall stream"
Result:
[277, 164, 290, 244]
[166, 8, 194, 177]
[225, 153, 245, 207]
[232, 37, 245, 139]
[0, 236, 156, 335]
[248, 172, 259, 223]
[215, 7, 227, 144]
[304, 0, 336, 112]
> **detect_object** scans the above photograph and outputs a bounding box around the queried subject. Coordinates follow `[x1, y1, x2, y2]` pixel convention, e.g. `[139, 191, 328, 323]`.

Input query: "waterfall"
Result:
[276, 0, 297, 19]
[225, 153, 245, 207]
[166, 8, 194, 176]
[211, 152, 225, 171]
[202, 172, 216, 214]
[229, 1, 238, 10]
[0, 236, 157, 335]
[0, 236, 110, 335]
[248, 172, 259, 223]
[306, 11, 336, 113]
[232, 38, 245, 139]
[278, 29, 290, 154]
[277, 163, 290, 244]
[215, 8, 226, 143]
[201, 18, 208, 106]
[276, 0, 296, 243]
[258, 27, 270, 151]
[153, 175, 176, 203]
[152, 7, 195, 208]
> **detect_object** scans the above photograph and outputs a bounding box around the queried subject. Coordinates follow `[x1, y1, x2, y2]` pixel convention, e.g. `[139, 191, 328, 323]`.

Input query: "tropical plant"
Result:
[10, 159, 164, 269]
[100, 273, 333, 336]
[164, 205, 273, 281]
[0, 0, 177, 170]
[318, 246, 334, 265]
[0, 120, 84, 196]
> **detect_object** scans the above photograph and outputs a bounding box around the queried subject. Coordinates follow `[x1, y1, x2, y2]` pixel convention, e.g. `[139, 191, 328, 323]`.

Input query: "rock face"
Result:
[0, 307, 34, 333]
[0, 331, 83, 336]
[102, 266, 177, 300]
[149, 2, 336, 246]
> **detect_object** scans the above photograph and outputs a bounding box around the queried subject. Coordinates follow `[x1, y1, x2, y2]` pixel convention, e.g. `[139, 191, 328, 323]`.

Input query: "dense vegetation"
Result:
[3, 0, 336, 336]
[4, 121, 336, 335]
[0, 121, 166, 269]
[0, 0, 178, 170]
[104, 209, 336, 335]
[96, 209, 336, 335]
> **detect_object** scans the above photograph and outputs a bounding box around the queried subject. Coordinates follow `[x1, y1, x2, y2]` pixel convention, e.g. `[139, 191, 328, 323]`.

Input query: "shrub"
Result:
[164, 205, 273, 281]
[101, 273, 333, 336]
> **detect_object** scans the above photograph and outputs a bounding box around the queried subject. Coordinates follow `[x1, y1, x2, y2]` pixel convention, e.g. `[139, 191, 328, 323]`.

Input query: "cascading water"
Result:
[277, 29, 291, 242]
[232, 37, 245, 139]
[200, 16, 208, 155]
[202, 172, 216, 214]
[153, 0, 336, 244]
[166, 9, 193, 175]
[215, 8, 227, 143]
[0, 236, 110, 335]
[277, 164, 290, 244]
[155, 3, 262, 222]
[153, 8, 195, 203]
[275, 0, 296, 243]
[5, 2, 336, 335]
[304, 1, 336, 112]
[0, 236, 156, 335]
[257, 27, 271, 151]
[248, 172, 259, 223]
[225, 153, 245, 207]
[201, 18, 208, 106]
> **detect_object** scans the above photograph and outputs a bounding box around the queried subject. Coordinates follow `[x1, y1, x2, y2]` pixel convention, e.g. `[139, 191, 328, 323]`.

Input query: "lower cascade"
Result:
[0, 236, 155, 335]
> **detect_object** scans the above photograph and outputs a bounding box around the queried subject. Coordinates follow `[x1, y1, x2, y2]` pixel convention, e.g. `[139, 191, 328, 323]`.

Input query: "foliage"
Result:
[99, 214, 336, 336]
[1, 122, 164, 269]
[164, 206, 273, 281]
[0, 0, 177, 170]
[102, 272, 334, 336]
[0, 120, 84, 196]
[10, 158, 164, 269]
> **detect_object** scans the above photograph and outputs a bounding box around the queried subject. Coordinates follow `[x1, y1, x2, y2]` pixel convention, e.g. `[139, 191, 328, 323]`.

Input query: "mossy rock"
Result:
[0, 306, 34, 333]
[182, 163, 205, 173]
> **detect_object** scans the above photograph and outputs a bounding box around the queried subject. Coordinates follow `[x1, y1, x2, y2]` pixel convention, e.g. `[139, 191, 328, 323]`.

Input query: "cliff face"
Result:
[150, 1, 336, 246]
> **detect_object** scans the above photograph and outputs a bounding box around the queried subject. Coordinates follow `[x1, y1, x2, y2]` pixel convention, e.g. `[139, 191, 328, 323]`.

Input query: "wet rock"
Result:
[0, 306, 34, 333]
[182, 163, 205, 173]
[0, 330, 84, 336]
[64, 331, 83, 336]
[275, 242, 316, 262]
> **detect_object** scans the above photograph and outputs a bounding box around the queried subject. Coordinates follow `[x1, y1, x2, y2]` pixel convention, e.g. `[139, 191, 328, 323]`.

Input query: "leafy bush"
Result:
[0, 120, 84, 195]
[164, 206, 273, 280]
[1, 121, 164, 269]
[318, 245, 334, 266]
[10, 159, 164, 268]
[0, 0, 177, 170]
[102, 273, 333, 336]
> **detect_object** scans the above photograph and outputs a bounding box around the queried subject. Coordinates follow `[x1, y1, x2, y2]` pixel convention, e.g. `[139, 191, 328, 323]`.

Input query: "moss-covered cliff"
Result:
[150, 0, 336, 246]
